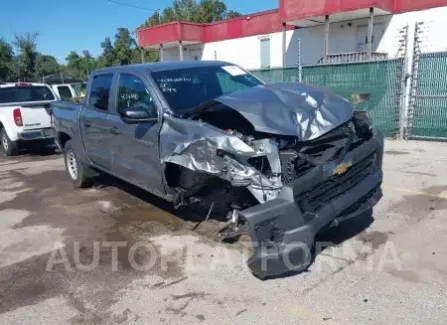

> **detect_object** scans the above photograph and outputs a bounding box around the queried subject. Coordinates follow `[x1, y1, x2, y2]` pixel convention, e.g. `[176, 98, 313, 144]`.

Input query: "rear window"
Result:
[0, 86, 55, 103]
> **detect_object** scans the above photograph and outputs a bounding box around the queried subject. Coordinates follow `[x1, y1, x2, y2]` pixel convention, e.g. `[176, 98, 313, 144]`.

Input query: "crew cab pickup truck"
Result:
[51, 61, 384, 279]
[0, 82, 57, 156]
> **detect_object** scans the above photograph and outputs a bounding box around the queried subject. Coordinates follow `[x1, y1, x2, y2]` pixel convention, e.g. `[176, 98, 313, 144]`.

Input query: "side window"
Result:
[57, 86, 73, 101]
[117, 74, 156, 116]
[88, 74, 113, 111]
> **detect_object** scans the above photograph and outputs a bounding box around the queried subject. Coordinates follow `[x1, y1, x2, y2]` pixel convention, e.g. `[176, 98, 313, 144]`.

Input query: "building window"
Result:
[356, 23, 385, 51]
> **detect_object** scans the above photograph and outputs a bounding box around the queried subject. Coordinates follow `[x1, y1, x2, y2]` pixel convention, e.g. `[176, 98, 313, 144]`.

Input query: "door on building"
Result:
[356, 23, 385, 51]
[260, 38, 271, 69]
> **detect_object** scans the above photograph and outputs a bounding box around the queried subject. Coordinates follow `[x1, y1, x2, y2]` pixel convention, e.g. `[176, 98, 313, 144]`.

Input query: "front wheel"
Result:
[63, 140, 93, 188]
[1, 128, 19, 156]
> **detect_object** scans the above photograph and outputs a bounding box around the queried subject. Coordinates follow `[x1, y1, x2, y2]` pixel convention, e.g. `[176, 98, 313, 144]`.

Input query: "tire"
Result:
[63, 140, 93, 188]
[1, 128, 19, 156]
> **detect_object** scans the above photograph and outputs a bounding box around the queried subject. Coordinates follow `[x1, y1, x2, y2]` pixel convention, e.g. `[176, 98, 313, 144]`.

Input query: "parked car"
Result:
[0, 82, 57, 156]
[50, 61, 384, 279]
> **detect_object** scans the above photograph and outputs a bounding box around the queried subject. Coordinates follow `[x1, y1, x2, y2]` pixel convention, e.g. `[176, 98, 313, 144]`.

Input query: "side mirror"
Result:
[120, 106, 158, 124]
[351, 93, 371, 105]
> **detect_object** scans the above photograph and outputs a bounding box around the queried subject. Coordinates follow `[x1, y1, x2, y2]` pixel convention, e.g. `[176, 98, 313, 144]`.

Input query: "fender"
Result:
[0, 116, 19, 142]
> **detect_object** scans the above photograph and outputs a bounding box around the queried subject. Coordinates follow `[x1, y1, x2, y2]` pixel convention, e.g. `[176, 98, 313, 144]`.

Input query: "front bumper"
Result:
[240, 129, 384, 279]
[18, 128, 54, 141]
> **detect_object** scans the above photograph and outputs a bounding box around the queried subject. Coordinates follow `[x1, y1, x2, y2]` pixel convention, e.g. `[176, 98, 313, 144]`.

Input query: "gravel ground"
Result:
[0, 140, 446, 325]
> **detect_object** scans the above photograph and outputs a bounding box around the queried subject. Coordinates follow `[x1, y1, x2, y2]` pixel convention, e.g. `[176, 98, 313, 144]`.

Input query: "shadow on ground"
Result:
[1, 141, 60, 161]
[260, 209, 374, 281]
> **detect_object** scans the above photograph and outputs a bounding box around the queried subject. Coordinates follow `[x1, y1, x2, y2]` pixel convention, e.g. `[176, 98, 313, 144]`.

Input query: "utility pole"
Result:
[324, 15, 330, 63]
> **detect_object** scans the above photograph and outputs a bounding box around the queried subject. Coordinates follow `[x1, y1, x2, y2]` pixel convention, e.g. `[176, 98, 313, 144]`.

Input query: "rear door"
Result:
[107, 72, 165, 196]
[81, 73, 115, 171]
[0, 85, 55, 130]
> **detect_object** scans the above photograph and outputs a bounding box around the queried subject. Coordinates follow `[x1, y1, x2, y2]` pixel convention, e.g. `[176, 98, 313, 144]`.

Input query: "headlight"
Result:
[353, 110, 372, 137]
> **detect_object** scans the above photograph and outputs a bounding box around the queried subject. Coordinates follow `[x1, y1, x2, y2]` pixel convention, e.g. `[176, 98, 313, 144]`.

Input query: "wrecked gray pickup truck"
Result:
[51, 61, 383, 279]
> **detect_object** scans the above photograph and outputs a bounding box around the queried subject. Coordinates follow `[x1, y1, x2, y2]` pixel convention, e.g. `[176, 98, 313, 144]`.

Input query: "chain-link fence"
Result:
[407, 52, 447, 139]
[406, 21, 447, 140]
[251, 59, 405, 136]
[251, 67, 301, 84]
[249, 20, 447, 142]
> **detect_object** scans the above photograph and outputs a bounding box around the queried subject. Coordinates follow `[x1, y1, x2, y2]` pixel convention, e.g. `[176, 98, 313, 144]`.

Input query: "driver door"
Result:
[108, 72, 166, 197]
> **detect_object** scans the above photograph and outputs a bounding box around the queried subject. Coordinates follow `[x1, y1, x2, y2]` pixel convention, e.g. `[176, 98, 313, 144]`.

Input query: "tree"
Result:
[13, 32, 39, 80]
[194, 0, 227, 23]
[131, 47, 159, 64]
[114, 28, 135, 65]
[141, 0, 241, 27]
[0, 38, 14, 81]
[226, 10, 241, 19]
[65, 50, 99, 79]
[100, 37, 115, 67]
[35, 54, 60, 78]
[172, 0, 198, 21]
[82, 50, 97, 76]
[66, 51, 82, 72]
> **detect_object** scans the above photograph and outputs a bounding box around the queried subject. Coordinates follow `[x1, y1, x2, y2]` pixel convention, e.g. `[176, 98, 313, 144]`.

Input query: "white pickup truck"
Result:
[0, 82, 57, 156]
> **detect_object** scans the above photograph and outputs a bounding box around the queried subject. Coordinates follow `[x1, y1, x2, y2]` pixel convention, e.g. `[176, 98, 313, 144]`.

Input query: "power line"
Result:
[105, 0, 158, 12]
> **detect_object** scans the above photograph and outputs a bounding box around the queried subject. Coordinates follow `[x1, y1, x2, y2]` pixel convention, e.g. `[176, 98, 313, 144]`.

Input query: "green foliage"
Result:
[141, 0, 241, 27]
[226, 10, 241, 19]
[0, 38, 14, 81]
[100, 37, 115, 67]
[65, 50, 100, 79]
[13, 32, 39, 80]
[35, 54, 60, 78]
[114, 28, 135, 66]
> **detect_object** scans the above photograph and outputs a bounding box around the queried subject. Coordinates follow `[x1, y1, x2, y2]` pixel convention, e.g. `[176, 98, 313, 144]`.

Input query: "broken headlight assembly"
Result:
[353, 110, 373, 138]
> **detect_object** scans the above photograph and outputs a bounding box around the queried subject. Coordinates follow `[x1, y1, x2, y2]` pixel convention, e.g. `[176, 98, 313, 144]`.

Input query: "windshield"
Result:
[151, 65, 263, 114]
[0, 86, 55, 103]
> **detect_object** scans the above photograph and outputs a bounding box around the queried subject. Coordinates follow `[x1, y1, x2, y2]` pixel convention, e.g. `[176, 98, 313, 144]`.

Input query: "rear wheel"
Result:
[63, 140, 93, 188]
[1, 128, 19, 156]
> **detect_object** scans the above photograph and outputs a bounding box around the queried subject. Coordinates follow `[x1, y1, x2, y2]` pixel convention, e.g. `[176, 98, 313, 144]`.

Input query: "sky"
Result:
[0, 0, 278, 63]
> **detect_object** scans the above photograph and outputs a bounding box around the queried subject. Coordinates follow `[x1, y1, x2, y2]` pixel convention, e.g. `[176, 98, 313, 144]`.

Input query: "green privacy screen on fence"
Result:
[409, 52, 447, 139]
[251, 59, 404, 136]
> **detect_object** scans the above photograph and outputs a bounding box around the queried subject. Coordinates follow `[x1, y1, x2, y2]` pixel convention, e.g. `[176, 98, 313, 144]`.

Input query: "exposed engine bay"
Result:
[159, 83, 375, 238]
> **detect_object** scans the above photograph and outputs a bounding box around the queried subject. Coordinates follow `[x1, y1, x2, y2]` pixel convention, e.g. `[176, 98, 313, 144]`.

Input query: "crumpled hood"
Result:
[214, 83, 354, 141]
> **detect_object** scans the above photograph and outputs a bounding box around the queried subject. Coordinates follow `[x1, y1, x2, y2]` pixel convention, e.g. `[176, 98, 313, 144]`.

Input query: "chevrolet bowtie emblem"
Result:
[332, 162, 352, 176]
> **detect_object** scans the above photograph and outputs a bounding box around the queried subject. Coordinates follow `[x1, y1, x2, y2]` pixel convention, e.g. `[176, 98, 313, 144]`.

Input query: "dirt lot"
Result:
[0, 140, 446, 325]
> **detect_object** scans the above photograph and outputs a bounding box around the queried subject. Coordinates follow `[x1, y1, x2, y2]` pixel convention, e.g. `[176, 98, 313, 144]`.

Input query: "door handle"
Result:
[109, 126, 120, 135]
[83, 120, 92, 128]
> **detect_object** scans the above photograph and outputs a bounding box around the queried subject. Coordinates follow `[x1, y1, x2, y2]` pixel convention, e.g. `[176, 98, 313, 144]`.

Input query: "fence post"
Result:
[398, 25, 409, 140]
[406, 22, 424, 139]
[297, 38, 302, 83]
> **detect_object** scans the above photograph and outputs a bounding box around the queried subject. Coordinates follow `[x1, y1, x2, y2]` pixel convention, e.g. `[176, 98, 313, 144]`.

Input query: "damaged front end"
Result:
[160, 83, 384, 279]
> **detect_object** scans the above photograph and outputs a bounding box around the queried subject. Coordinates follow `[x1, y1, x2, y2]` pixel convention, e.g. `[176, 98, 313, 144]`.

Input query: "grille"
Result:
[280, 123, 368, 185]
[295, 152, 377, 213]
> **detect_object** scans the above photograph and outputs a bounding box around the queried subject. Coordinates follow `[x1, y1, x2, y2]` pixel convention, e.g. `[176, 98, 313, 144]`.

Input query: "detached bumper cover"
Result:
[240, 129, 384, 279]
[18, 128, 54, 140]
